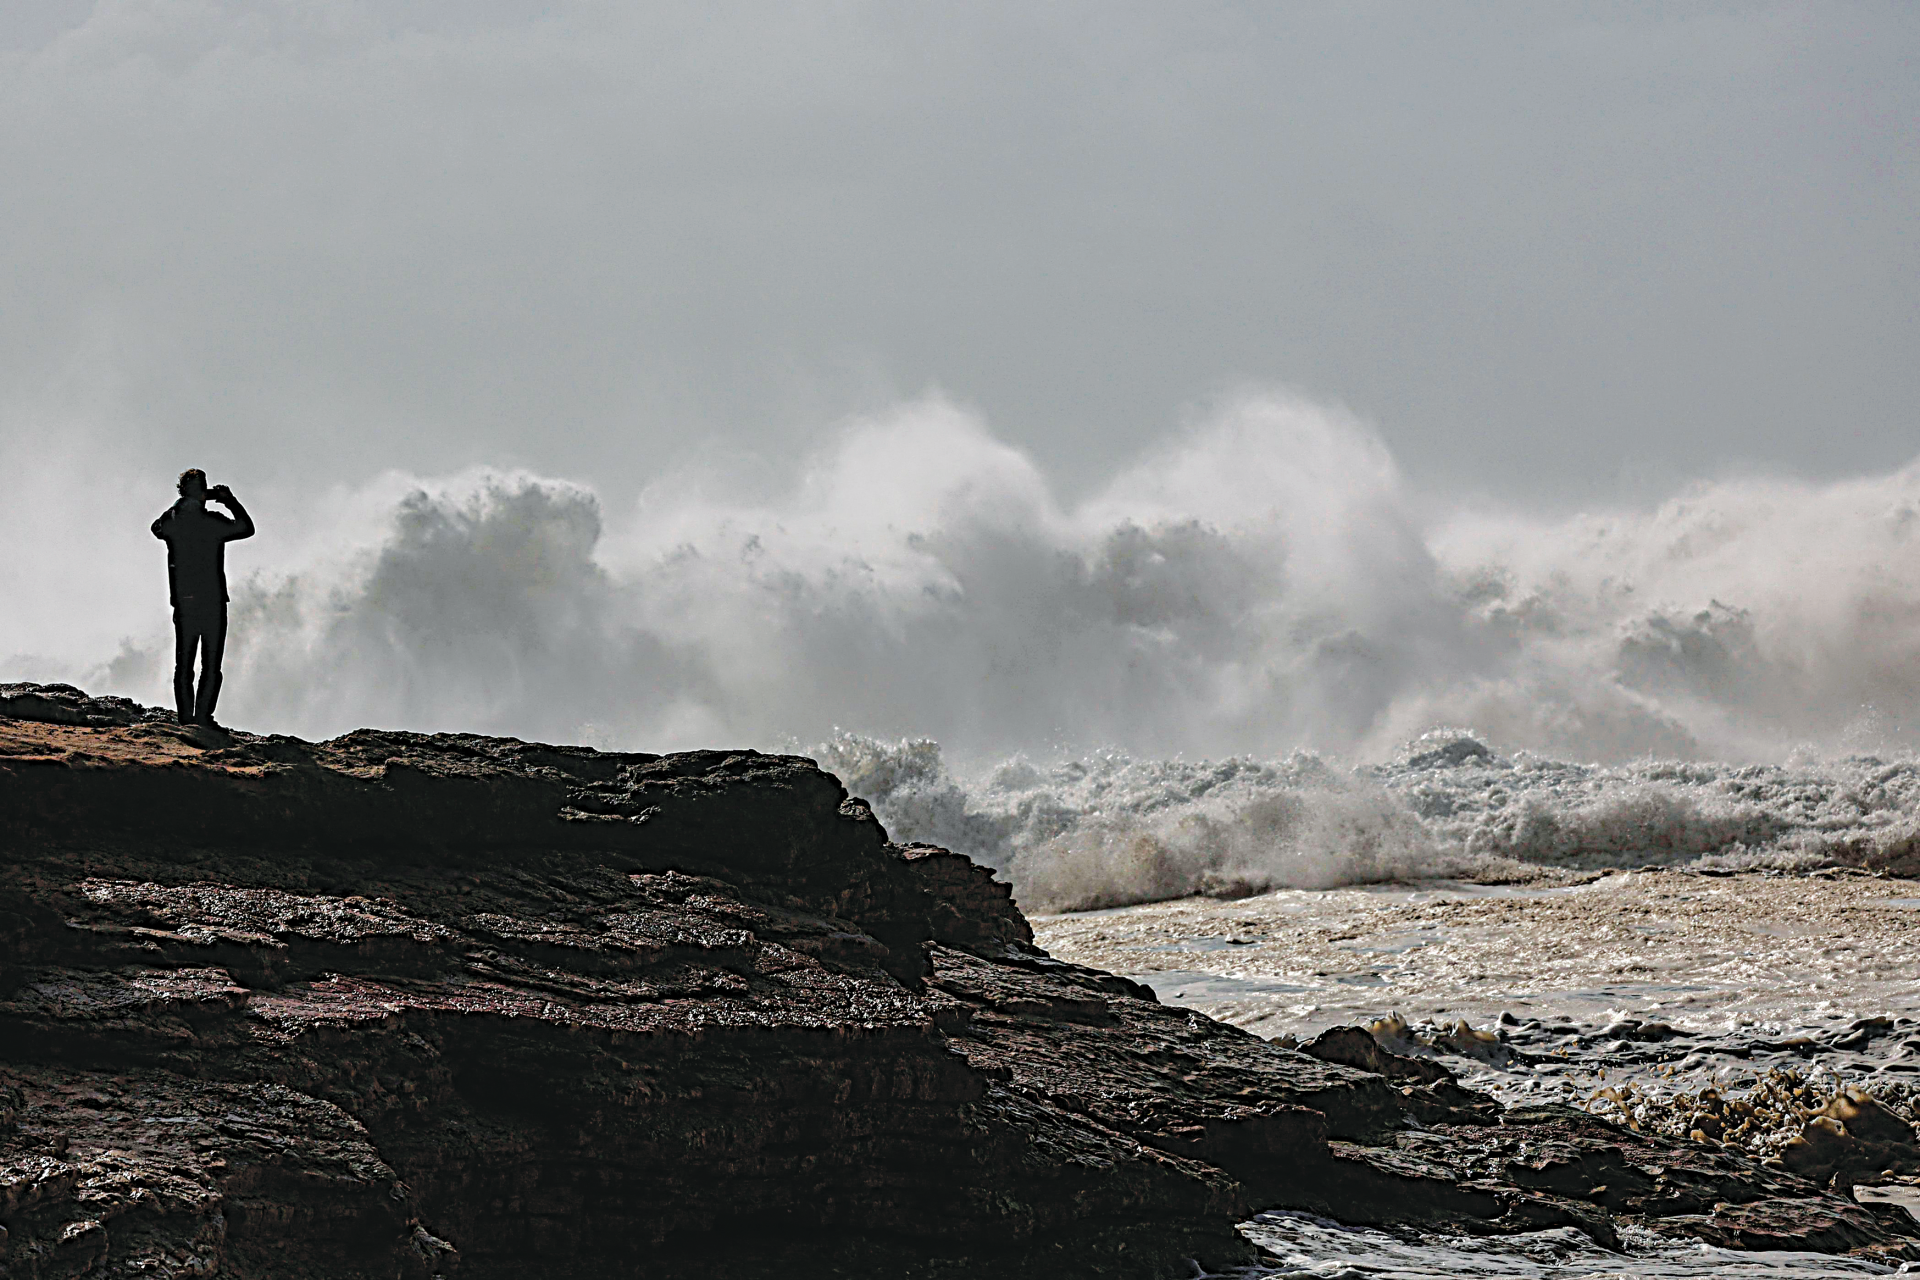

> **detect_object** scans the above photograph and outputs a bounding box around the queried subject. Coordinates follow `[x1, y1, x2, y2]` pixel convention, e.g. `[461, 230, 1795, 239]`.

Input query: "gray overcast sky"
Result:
[4, 1, 1916, 509]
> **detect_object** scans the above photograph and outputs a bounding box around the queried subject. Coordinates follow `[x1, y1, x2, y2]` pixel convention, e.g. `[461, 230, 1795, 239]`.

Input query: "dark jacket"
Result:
[152, 498, 255, 607]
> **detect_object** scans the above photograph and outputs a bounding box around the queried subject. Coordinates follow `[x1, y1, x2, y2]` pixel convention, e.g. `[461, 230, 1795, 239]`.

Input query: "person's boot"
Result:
[174, 674, 195, 725]
[194, 672, 224, 731]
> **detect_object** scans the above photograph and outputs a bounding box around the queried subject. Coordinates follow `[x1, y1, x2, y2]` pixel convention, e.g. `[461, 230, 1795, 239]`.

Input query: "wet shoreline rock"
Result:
[1, 685, 1915, 1276]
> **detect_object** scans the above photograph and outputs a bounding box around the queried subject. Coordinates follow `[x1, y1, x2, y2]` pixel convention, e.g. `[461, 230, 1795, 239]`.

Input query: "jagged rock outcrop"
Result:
[1, 685, 1914, 1277]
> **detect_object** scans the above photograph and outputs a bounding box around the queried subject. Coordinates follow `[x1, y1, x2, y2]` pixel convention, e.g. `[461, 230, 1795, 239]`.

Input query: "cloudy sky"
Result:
[5, 1, 1915, 515]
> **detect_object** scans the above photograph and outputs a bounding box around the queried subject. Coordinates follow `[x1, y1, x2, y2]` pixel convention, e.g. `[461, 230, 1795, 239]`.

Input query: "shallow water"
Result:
[1200, 1213, 1915, 1278]
[1034, 870, 1920, 1276]
[1037, 870, 1920, 1044]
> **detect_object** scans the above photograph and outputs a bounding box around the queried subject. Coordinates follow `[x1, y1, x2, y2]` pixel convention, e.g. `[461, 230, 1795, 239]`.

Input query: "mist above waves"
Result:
[14, 391, 1920, 770]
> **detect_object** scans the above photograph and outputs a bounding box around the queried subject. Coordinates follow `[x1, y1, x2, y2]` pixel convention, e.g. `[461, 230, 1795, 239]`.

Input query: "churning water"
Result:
[818, 729, 1920, 912]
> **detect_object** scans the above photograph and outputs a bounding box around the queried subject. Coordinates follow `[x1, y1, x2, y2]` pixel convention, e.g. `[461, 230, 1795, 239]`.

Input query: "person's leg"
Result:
[194, 606, 227, 724]
[172, 609, 197, 724]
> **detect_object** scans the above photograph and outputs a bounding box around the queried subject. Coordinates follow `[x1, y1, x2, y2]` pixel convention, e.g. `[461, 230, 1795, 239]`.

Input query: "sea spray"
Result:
[15, 390, 1920, 771]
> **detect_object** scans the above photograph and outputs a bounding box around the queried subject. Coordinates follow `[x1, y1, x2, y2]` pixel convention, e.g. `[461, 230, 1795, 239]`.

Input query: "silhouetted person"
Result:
[151, 469, 254, 728]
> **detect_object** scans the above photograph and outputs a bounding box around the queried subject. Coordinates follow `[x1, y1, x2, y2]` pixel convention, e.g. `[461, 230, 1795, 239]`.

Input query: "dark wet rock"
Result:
[1653, 1195, 1918, 1257]
[0, 683, 170, 728]
[1298, 1025, 1451, 1085]
[1831, 1017, 1895, 1051]
[892, 842, 1034, 954]
[1323, 1109, 1920, 1257]
[2, 685, 1916, 1274]
[1594, 1018, 1685, 1043]
[0, 1065, 425, 1277]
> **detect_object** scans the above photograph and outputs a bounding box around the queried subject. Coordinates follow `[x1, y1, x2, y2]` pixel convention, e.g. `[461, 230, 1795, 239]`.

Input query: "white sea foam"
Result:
[1213, 1212, 1908, 1278]
[816, 728, 1920, 911]
[10, 391, 1920, 909]
[812, 732, 1445, 910]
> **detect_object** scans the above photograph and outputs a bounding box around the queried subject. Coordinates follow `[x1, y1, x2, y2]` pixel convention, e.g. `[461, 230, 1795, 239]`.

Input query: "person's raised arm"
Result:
[151, 505, 174, 539]
[208, 485, 255, 540]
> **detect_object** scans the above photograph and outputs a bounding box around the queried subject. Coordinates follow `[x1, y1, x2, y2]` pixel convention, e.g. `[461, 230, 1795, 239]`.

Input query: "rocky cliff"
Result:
[1, 683, 1914, 1277]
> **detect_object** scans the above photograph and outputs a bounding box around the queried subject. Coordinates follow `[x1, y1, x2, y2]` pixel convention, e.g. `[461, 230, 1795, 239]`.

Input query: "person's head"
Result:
[177, 469, 207, 501]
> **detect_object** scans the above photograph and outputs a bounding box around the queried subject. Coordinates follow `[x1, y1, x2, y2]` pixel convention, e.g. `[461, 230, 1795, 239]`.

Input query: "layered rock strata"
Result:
[0, 685, 1914, 1277]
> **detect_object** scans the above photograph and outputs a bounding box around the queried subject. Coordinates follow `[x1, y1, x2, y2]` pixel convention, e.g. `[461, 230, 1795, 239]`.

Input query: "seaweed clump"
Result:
[1586, 1069, 1920, 1190]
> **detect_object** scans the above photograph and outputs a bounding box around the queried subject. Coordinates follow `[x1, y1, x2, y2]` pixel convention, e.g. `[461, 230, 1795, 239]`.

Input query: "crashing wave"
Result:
[817, 730, 1920, 913]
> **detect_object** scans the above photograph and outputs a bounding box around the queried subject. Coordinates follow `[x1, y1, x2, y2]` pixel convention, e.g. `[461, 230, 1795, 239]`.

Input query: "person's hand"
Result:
[209, 484, 233, 501]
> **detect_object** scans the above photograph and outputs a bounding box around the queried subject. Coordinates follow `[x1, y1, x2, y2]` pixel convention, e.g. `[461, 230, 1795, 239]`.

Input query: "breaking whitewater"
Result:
[18, 392, 1920, 1273]
[815, 726, 1920, 913]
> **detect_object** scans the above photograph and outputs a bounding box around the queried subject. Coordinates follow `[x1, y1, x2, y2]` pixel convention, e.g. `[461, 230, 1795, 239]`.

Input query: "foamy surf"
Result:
[816, 729, 1920, 913]
[1039, 869, 1920, 1276]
